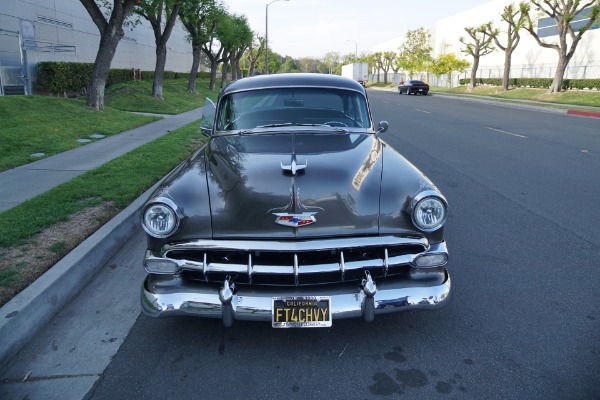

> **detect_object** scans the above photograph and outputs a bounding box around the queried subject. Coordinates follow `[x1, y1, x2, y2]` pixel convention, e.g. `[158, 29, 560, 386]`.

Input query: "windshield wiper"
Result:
[255, 123, 292, 128]
[295, 124, 349, 133]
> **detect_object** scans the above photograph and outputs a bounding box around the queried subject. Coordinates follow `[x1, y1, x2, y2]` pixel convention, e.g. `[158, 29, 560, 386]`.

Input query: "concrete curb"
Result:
[0, 186, 154, 365]
[567, 109, 600, 118]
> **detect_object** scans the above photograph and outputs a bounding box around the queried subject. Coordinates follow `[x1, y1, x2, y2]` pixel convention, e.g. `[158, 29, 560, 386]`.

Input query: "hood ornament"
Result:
[268, 188, 324, 228]
[281, 155, 307, 176]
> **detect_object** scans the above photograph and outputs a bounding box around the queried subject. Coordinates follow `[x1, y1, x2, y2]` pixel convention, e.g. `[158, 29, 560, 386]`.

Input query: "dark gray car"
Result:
[399, 79, 430, 95]
[140, 73, 450, 328]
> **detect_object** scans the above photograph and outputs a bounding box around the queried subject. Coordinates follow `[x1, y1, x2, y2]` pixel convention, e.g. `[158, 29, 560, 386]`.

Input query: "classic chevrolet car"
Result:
[140, 73, 450, 328]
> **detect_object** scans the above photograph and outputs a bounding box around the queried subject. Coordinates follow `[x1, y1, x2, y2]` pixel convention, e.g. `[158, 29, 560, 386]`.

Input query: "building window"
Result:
[536, 7, 597, 38]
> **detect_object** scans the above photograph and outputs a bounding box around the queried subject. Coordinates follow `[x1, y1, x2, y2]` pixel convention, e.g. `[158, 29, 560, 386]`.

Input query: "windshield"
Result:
[216, 88, 371, 131]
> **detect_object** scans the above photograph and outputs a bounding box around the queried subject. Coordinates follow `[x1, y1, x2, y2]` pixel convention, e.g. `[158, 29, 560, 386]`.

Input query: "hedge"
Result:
[458, 77, 600, 90]
[35, 62, 211, 94]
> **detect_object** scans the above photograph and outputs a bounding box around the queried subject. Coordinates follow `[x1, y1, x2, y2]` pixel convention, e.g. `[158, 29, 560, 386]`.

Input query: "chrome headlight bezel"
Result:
[409, 191, 448, 233]
[142, 198, 182, 238]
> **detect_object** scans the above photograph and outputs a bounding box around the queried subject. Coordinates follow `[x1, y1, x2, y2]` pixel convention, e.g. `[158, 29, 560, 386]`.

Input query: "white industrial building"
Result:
[374, 0, 600, 85]
[0, 0, 194, 94]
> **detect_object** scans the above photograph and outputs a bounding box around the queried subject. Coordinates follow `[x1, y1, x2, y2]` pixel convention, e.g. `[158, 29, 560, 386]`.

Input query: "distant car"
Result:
[399, 80, 429, 95]
[140, 73, 450, 328]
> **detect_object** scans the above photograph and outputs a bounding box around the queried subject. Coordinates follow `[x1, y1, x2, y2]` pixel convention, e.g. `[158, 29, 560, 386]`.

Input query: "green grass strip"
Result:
[431, 86, 600, 108]
[0, 96, 160, 172]
[0, 121, 206, 248]
[104, 79, 215, 114]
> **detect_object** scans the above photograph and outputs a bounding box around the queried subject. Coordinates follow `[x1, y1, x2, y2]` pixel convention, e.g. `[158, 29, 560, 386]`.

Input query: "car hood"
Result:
[205, 131, 383, 239]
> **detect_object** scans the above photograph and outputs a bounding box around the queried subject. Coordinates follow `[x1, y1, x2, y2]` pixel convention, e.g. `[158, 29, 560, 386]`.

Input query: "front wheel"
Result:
[422, 92, 428, 96]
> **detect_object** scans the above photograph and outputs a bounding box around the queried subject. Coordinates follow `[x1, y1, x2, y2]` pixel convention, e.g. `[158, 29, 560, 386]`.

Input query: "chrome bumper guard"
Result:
[141, 268, 451, 323]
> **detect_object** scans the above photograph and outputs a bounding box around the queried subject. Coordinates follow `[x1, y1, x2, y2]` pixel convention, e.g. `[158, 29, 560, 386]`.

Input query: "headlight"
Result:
[411, 196, 448, 232]
[142, 203, 178, 238]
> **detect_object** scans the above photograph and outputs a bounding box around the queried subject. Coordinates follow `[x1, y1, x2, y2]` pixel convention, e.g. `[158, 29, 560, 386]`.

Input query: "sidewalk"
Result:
[0, 107, 204, 365]
[0, 107, 203, 212]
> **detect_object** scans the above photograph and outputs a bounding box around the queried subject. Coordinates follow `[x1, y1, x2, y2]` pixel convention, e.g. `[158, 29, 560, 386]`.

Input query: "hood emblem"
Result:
[281, 155, 307, 176]
[268, 188, 324, 228]
[273, 212, 317, 227]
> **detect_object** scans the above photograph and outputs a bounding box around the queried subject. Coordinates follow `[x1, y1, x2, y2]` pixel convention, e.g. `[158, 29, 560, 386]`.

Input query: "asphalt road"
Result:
[8, 91, 599, 399]
[83, 91, 600, 399]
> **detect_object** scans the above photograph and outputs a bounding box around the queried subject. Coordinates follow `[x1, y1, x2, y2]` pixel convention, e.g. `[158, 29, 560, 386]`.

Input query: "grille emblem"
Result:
[273, 212, 317, 227]
[268, 188, 324, 228]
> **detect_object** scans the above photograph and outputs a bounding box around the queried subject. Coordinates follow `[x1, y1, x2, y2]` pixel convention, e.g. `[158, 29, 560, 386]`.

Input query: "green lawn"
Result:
[104, 78, 214, 114]
[431, 85, 600, 108]
[0, 78, 219, 173]
[0, 96, 159, 172]
[0, 121, 206, 248]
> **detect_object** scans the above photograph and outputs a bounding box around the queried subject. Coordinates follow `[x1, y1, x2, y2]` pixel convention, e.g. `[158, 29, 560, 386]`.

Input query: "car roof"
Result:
[221, 73, 366, 96]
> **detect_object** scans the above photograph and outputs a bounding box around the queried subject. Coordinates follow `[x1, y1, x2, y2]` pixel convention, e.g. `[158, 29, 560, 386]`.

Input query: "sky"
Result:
[223, 0, 493, 58]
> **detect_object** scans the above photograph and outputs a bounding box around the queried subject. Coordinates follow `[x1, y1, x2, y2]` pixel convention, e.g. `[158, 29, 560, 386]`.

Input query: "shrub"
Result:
[35, 62, 205, 94]
[458, 77, 600, 90]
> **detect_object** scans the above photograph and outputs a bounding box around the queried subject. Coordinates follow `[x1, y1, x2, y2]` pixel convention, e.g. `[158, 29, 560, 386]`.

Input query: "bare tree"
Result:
[484, 4, 527, 91]
[134, 0, 181, 99]
[522, 0, 600, 94]
[79, 0, 138, 110]
[460, 23, 496, 90]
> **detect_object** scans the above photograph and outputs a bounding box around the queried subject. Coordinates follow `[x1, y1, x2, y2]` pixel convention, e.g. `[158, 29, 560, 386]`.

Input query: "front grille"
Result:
[165, 238, 427, 286]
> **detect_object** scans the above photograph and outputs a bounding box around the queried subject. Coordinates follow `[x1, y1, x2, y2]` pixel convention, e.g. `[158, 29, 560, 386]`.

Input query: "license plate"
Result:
[272, 296, 331, 328]
[418, 88, 423, 91]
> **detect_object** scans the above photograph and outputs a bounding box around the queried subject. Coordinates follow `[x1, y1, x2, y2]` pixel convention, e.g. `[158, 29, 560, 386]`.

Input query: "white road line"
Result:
[485, 126, 528, 139]
[415, 109, 431, 114]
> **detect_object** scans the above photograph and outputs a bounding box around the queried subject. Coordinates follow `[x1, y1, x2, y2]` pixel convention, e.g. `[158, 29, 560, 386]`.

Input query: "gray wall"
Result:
[0, 0, 196, 85]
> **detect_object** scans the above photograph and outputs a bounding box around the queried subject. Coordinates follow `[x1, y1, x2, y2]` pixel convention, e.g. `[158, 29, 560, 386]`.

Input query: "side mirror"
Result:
[200, 97, 216, 136]
[376, 121, 389, 134]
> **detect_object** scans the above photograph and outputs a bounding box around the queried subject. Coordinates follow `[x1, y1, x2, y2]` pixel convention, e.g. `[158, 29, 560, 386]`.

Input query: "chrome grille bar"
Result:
[160, 236, 437, 286]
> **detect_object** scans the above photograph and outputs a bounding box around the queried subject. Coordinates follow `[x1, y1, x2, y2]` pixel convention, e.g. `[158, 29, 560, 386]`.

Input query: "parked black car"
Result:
[140, 73, 450, 328]
[399, 80, 429, 95]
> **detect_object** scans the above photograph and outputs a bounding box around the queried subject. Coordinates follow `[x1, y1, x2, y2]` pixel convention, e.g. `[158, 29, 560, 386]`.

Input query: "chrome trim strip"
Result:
[162, 236, 429, 254]
[247, 254, 253, 285]
[339, 251, 346, 281]
[384, 249, 389, 277]
[293, 254, 299, 286]
[203, 253, 207, 281]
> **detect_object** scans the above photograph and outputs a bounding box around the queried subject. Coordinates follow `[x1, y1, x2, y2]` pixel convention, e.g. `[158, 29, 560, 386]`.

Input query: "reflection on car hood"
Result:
[206, 131, 383, 239]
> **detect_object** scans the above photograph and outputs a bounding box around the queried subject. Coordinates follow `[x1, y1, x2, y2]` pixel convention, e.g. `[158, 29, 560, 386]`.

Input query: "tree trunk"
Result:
[187, 46, 201, 93]
[502, 50, 512, 91]
[88, 26, 123, 109]
[209, 58, 218, 91]
[548, 55, 569, 94]
[221, 53, 229, 88]
[468, 57, 479, 90]
[153, 43, 167, 99]
[231, 57, 238, 81]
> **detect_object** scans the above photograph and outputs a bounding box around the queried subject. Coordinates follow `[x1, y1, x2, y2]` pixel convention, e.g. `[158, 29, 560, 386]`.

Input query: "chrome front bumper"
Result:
[141, 268, 451, 323]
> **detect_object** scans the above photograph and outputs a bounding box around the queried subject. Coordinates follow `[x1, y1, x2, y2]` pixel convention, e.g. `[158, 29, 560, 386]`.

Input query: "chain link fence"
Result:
[371, 64, 600, 88]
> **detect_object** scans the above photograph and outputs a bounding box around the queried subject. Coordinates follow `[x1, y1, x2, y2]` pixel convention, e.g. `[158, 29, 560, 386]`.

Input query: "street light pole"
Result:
[265, 0, 289, 75]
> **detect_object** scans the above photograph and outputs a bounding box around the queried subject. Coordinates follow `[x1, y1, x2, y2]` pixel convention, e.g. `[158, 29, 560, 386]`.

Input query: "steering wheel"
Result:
[324, 121, 348, 127]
